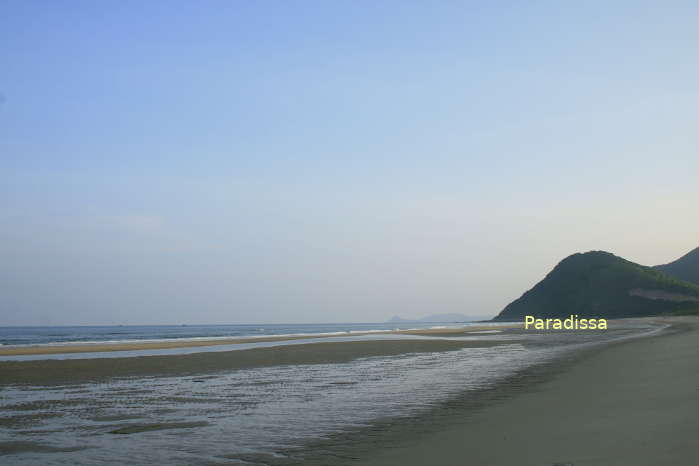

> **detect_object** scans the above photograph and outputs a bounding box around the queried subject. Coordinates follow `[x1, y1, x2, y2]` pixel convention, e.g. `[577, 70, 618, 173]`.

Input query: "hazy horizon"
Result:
[2, 1, 698, 326]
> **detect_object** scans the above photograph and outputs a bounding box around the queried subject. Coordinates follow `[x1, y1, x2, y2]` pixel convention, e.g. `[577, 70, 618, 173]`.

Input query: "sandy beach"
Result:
[1, 318, 694, 465]
[332, 316, 699, 466]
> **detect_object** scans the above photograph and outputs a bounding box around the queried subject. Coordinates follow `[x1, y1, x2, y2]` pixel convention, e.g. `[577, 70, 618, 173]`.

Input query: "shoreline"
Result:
[295, 316, 699, 466]
[0, 338, 519, 386]
[0, 317, 683, 464]
[0, 324, 516, 356]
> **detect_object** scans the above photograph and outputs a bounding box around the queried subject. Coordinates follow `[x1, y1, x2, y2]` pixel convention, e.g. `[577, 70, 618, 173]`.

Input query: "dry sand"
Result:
[352, 317, 699, 466]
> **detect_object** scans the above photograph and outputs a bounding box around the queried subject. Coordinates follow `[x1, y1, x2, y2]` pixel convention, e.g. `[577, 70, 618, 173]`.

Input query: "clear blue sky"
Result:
[2, 1, 698, 325]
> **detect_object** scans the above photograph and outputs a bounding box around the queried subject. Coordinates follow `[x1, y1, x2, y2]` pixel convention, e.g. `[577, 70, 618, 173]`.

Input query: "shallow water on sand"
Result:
[0, 322, 661, 465]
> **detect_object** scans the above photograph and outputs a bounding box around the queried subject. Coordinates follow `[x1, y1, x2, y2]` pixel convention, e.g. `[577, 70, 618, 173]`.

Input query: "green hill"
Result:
[655, 246, 699, 286]
[493, 251, 699, 321]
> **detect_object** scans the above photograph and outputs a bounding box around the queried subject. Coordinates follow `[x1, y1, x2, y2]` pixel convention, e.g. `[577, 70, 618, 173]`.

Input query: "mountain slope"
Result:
[655, 246, 699, 286]
[494, 251, 699, 321]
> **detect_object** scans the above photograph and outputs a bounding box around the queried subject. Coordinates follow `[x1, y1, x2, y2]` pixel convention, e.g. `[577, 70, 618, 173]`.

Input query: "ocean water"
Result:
[0, 320, 663, 465]
[0, 322, 476, 347]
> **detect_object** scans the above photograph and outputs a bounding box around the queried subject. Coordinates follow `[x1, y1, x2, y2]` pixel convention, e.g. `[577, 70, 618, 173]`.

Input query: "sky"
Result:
[1, 1, 698, 325]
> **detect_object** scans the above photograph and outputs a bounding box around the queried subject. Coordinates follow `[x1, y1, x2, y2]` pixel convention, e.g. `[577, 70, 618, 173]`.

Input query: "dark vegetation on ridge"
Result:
[655, 246, 699, 286]
[494, 250, 699, 321]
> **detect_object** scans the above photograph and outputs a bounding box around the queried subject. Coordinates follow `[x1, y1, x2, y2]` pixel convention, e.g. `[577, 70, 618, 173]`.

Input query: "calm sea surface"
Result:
[0, 323, 474, 347]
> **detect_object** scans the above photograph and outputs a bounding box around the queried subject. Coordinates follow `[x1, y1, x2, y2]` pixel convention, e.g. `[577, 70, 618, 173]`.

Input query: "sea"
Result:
[0, 320, 664, 465]
[0, 322, 477, 347]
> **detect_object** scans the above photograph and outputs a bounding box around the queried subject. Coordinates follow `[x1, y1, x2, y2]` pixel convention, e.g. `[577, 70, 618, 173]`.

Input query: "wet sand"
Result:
[0, 338, 516, 386]
[354, 317, 699, 466]
[0, 325, 516, 356]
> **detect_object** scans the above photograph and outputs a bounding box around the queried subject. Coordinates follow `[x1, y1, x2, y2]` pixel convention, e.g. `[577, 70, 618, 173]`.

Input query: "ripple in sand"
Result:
[107, 421, 209, 434]
[0, 441, 88, 455]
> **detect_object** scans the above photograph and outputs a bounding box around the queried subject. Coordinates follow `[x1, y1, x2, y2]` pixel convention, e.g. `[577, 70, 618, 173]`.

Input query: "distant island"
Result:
[493, 248, 699, 322]
[388, 313, 484, 323]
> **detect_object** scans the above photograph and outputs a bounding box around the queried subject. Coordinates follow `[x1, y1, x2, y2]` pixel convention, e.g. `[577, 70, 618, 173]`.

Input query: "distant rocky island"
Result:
[388, 313, 482, 323]
[493, 248, 699, 321]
